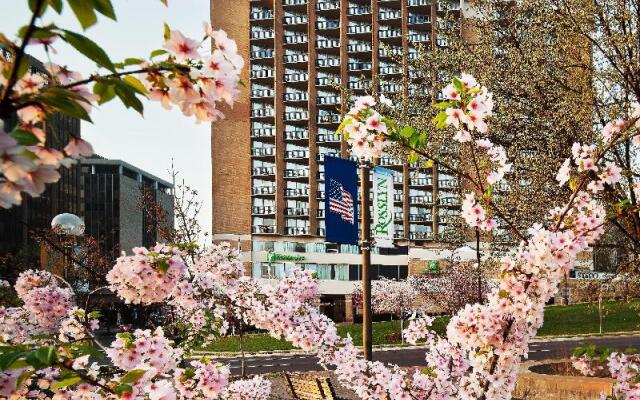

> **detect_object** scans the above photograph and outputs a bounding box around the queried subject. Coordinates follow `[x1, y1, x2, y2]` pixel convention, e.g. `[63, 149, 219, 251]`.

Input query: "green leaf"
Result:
[93, 80, 116, 105]
[29, 0, 48, 16]
[35, 346, 57, 365]
[112, 80, 144, 114]
[92, 0, 116, 20]
[122, 57, 144, 66]
[433, 111, 448, 129]
[155, 259, 169, 274]
[123, 76, 148, 95]
[10, 129, 40, 145]
[62, 30, 115, 72]
[73, 344, 104, 360]
[163, 22, 171, 40]
[36, 87, 92, 122]
[434, 101, 457, 109]
[0, 352, 25, 370]
[120, 369, 147, 384]
[67, 0, 97, 30]
[408, 152, 419, 164]
[47, 0, 63, 13]
[400, 126, 415, 138]
[150, 49, 167, 58]
[114, 383, 133, 395]
[16, 369, 34, 388]
[452, 76, 464, 93]
[51, 376, 82, 390]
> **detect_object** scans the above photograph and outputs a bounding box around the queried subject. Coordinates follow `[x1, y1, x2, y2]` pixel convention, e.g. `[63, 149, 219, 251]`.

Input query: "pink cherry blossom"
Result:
[64, 137, 94, 158]
[163, 30, 200, 62]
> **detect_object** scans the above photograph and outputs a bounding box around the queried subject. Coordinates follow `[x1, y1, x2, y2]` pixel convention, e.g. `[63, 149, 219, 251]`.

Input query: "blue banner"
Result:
[324, 156, 358, 245]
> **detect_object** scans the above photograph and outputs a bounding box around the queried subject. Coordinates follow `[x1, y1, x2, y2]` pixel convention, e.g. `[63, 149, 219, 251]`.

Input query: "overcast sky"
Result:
[1, 0, 214, 235]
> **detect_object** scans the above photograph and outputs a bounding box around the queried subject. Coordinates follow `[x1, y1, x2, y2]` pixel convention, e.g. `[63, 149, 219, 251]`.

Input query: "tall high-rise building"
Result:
[211, 0, 463, 318]
[81, 156, 174, 259]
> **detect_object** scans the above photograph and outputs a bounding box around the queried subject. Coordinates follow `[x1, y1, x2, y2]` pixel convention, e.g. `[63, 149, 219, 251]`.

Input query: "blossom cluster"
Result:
[149, 24, 243, 123]
[403, 315, 434, 345]
[340, 95, 393, 161]
[0, 61, 95, 209]
[442, 73, 494, 142]
[106, 244, 186, 304]
[1, 24, 243, 210]
[461, 192, 497, 231]
[106, 327, 181, 374]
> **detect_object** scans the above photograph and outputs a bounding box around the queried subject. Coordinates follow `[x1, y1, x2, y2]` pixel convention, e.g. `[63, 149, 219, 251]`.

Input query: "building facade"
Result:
[81, 157, 174, 259]
[211, 0, 463, 300]
[0, 57, 83, 260]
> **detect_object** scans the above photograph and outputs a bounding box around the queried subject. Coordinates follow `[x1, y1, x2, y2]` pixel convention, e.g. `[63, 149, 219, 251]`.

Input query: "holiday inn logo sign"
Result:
[266, 251, 306, 263]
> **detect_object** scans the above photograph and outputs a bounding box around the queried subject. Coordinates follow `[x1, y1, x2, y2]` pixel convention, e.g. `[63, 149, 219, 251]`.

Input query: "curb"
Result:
[194, 332, 640, 359]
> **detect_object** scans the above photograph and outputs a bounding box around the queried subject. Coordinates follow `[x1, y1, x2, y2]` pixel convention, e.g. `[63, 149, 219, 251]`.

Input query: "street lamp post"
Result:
[359, 161, 373, 361]
[51, 213, 85, 280]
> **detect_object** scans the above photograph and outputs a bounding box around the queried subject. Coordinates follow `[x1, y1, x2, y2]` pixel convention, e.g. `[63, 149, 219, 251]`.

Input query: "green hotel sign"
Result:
[266, 251, 306, 263]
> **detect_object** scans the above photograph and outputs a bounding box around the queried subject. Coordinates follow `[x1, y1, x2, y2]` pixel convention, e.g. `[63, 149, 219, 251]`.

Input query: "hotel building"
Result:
[211, 0, 465, 318]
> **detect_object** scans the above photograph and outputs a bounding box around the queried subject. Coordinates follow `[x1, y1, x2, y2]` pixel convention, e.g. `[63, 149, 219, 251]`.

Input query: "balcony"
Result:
[409, 32, 430, 43]
[284, 53, 309, 64]
[317, 95, 340, 105]
[393, 194, 403, 202]
[317, 152, 340, 162]
[251, 48, 274, 60]
[285, 34, 308, 45]
[251, 29, 274, 40]
[409, 214, 432, 222]
[284, 169, 310, 179]
[437, 0, 461, 11]
[394, 231, 404, 239]
[379, 157, 402, 166]
[379, 65, 401, 75]
[409, 231, 433, 240]
[317, 76, 340, 86]
[317, 209, 325, 218]
[318, 172, 325, 181]
[284, 111, 309, 121]
[379, 9, 401, 20]
[348, 5, 371, 15]
[317, 0, 340, 11]
[317, 57, 340, 68]
[317, 133, 341, 142]
[252, 186, 276, 195]
[394, 212, 404, 221]
[379, 47, 403, 57]
[284, 72, 309, 83]
[347, 24, 372, 35]
[379, 28, 402, 39]
[251, 87, 274, 98]
[251, 127, 275, 138]
[316, 38, 340, 49]
[285, 129, 309, 140]
[253, 225, 276, 234]
[348, 80, 371, 90]
[252, 167, 276, 177]
[410, 178, 433, 186]
[317, 20, 340, 30]
[285, 149, 309, 159]
[348, 61, 372, 71]
[251, 69, 274, 79]
[318, 228, 326, 236]
[380, 82, 401, 94]
[318, 113, 341, 124]
[409, 14, 431, 24]
[439, 197, 460, 206]
[285, 92, 309, 102]
[285, 208, 310, 216]
[317, 191, 325, 199]
[251, 147, 275, 157]
[286, 227, 309, 235]
[408, 0, 429, 5]
[285, 187, 309, 197]
[250, 10, 273, 21]
[410, 196, 433, 204]
[285, 0, 307, 5]
[438, 179, 459, 189]
[284, 14, 308, 25]
[347, 41, 372, 53]
[251, 108, 274, 118]
[253, 206, 275, 215]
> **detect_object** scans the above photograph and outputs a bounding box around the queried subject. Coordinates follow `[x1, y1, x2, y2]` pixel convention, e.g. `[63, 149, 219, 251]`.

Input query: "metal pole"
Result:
[360, 163, 373, 361]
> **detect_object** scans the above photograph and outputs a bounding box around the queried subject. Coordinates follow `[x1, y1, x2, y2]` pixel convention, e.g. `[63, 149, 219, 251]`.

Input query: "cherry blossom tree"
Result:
[0, 0, 242, 209]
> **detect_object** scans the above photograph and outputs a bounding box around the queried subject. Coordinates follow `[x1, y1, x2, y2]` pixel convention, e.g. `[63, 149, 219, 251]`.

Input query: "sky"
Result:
[1, 0, 214, 235]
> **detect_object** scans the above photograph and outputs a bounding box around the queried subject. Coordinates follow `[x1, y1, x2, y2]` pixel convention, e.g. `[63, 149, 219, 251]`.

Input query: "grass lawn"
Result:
[199, 300, 640, 353]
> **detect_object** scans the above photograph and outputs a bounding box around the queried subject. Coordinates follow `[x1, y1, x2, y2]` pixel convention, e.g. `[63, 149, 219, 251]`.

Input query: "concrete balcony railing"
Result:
[317, 0, 340, 11]
[285, 187, 309, 197]
[252, 186, 276, 195]
[285, 129, 309, 140]
[251, 147, 275, 157]
[252, 167, 276, 177]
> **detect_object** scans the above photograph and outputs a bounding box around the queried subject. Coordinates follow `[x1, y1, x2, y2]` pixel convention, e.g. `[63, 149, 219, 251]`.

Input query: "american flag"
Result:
[328, 179, 355, 224]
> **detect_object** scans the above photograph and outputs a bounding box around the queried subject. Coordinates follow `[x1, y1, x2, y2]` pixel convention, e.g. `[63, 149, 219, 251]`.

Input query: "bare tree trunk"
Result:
[239, 319, 246, 378]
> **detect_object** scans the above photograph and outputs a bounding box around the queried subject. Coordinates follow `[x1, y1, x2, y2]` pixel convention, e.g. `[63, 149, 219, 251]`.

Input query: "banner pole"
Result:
[360, 161, 373, 361]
